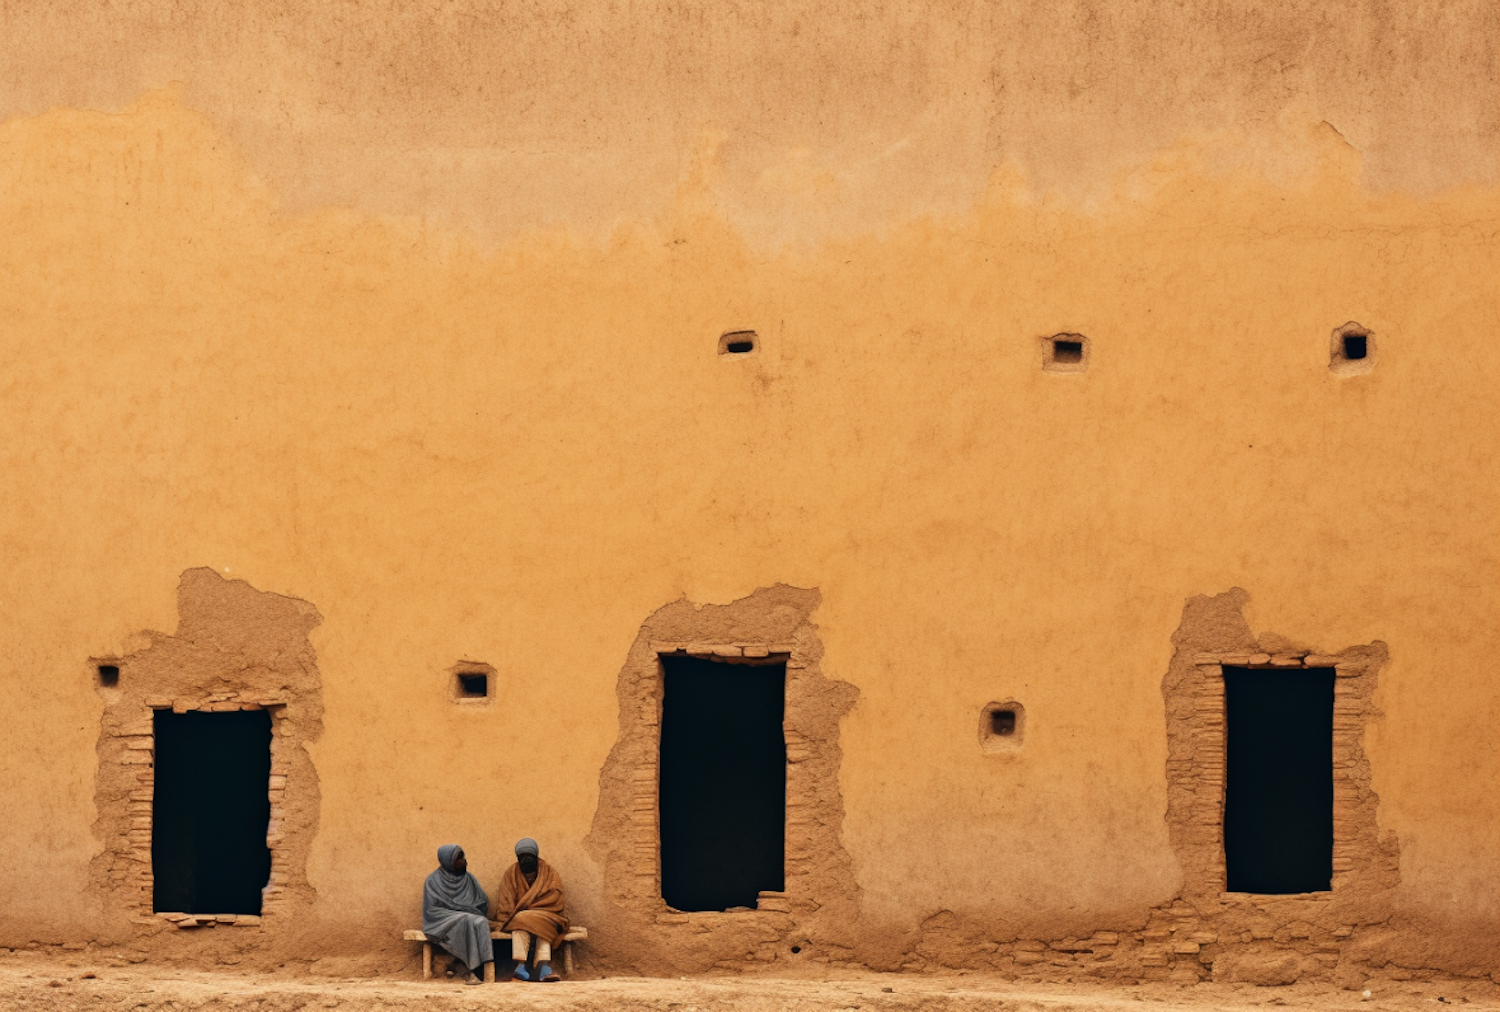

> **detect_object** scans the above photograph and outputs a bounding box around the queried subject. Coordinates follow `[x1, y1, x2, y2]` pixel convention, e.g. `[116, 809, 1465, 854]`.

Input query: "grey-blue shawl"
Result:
[421, 845, 493, 971]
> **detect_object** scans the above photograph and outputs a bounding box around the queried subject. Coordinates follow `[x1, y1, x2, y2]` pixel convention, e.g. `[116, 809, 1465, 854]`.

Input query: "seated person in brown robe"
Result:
[493, 837, 569, 982]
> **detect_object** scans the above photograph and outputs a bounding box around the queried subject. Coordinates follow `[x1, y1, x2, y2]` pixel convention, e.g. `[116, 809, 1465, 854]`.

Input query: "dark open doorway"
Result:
[1223, 667, 1334, 893]
[659, 656, 785, 911]
[152, 709, 273, 914]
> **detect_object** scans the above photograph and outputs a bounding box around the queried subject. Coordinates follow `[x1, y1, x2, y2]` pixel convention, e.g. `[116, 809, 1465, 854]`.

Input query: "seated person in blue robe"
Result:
[422, 844, 493, 984]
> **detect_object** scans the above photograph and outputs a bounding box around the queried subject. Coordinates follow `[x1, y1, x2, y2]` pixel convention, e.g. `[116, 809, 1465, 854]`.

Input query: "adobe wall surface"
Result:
[0, 0, 1495, 986]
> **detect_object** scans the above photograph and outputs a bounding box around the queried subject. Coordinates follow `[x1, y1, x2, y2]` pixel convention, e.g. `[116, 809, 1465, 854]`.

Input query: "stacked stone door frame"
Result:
[585, 585, 863, 972]
[89, 569, 324, 936]
[1146, 589, 1400, 983]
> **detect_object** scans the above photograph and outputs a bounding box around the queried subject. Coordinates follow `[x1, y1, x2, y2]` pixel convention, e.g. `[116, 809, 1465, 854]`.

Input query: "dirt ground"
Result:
[3, 952, 1497, 1012]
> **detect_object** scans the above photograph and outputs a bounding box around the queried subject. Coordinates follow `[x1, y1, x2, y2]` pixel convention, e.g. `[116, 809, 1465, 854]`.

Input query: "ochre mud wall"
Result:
[0, 0, 1496, 986]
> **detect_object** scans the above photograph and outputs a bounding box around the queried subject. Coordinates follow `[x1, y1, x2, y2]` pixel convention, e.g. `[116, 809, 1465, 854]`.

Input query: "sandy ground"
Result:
[2, 954, 1497, 1012]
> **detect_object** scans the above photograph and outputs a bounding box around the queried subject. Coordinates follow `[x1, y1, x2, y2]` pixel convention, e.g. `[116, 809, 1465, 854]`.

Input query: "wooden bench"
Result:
[403, 927, 589, 981]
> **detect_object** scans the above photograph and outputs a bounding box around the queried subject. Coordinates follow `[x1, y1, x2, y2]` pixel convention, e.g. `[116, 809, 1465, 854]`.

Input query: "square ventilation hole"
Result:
[456, 672, 488, 697]
[1330, 322, 1375, 376]
[1042, 333, 1089, 373]
[97, 664, 120, 687]
[719, 330, 758, 355]
[979, 701, 1026, 752]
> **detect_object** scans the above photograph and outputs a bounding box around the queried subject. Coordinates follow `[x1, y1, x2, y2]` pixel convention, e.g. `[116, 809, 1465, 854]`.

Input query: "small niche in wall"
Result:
[96, 663, 120, 687]
[719, 330, 758, 356]
[1041, 333, 1089, 373]
[1330, 322, 1375, 376]
[979, 700, 1026, 752]
[450, 662, 496, 703]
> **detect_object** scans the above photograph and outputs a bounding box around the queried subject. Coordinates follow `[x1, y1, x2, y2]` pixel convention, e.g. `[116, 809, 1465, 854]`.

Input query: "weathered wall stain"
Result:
[2, 1, 1495, 242]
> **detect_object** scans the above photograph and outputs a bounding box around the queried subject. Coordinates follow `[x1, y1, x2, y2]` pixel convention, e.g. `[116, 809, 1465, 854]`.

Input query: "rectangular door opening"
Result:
[1223, 666, 1334, 894]
[659, 656, 785, 911]
[152, 709, 273, 914]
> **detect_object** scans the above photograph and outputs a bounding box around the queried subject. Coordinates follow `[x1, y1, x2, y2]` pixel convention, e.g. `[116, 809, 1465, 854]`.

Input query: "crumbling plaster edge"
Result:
[86, 568, 326, 947]
[584, 584, 863, 973]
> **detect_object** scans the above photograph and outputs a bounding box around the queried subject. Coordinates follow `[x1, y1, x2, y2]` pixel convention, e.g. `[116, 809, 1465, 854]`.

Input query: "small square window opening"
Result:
[449, 661, 497, 703]
[97, 664, 120, 687]
[719, 330, 758, 355]
[979, 700, 1026, 752]
[1041, 333, 1089, 373]
[1052, 340, 1083, 363]
[1330, 322, 1375, 376]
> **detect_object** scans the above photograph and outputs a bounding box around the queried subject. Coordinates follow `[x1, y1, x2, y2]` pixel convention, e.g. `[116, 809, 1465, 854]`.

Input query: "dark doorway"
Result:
[659, 656, 785, 911]
[152, 709, 272, 914]
[1223, 667, 1334, 893]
